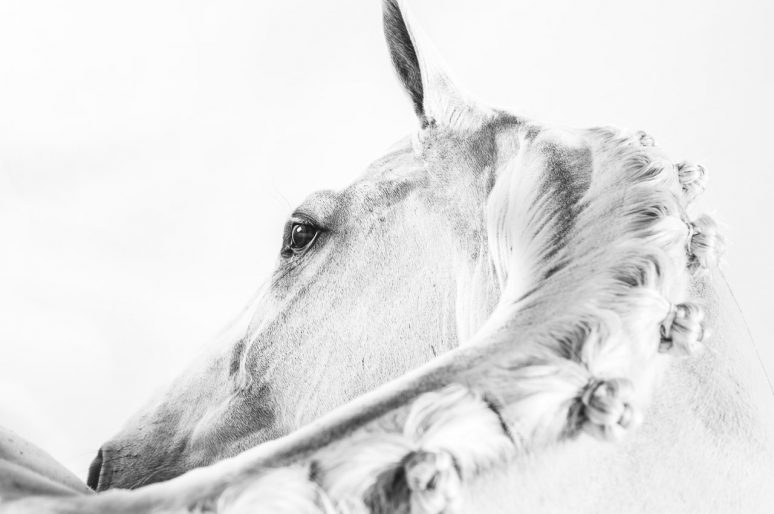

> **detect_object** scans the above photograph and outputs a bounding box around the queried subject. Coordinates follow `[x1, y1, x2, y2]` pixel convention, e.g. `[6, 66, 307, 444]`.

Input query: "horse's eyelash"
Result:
[289, 211, 323, 228]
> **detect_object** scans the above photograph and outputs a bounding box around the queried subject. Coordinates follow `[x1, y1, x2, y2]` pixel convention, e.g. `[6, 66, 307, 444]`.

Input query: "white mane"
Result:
[206, 125, 725, 513]
[6, 0, 763, 511]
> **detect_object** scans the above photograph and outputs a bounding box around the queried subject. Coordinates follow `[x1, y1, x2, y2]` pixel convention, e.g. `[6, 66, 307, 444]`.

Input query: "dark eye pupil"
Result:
[290, 224, 316, 249]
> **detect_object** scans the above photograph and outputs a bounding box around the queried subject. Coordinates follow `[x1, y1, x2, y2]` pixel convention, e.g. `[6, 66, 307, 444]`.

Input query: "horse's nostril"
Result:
[86, 448, 104, 491]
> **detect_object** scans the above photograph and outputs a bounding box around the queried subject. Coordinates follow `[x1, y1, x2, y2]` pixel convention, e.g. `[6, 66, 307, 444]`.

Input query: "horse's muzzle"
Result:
[86, 446, 111, 491]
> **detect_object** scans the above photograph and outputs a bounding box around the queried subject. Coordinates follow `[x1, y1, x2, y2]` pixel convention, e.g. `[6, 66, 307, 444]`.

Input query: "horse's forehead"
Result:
[359, 137, 423, 183]
[331, 120, 596, 215]
[292, 164, 425, 230]
[338, 140, 428, 207]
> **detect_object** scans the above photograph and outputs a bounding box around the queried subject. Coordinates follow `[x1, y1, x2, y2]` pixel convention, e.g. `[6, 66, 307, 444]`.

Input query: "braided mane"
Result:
[474, 126, 710, 444]
[2, 0, 758, 510]
[2, 116, 728, 514]
[210, 125, 723, 514]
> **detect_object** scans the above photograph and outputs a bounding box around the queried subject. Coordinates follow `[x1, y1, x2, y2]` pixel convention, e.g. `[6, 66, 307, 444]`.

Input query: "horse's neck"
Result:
[688, 269, 774, 436]
[467, 268, 774, 513]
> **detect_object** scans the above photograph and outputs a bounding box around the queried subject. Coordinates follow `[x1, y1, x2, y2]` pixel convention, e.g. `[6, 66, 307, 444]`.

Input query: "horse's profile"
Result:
[2, 1, 773, 512]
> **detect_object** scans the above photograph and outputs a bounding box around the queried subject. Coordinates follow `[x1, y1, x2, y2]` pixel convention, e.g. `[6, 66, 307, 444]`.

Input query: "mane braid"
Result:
[214, 126, 721, 514]
[446, 127, 687, 445]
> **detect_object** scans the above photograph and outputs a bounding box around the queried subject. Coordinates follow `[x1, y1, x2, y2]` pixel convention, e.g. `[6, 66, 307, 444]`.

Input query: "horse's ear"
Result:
[382, 0, 477, 130]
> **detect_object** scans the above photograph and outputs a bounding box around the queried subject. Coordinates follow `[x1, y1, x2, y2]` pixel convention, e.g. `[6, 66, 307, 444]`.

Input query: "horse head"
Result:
[88, 0, 725, 493]
[88, 1, 506, 490]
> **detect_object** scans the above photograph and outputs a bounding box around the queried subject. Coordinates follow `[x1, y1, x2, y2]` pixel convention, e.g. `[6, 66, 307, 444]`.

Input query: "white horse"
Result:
[2, 0, 773, 512]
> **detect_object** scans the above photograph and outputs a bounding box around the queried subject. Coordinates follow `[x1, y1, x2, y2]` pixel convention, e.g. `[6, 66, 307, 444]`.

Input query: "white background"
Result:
[1, 0, 772, 479]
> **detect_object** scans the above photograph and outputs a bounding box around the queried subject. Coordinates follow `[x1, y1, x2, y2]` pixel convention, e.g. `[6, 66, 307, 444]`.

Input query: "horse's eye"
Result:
[289, 223, 318, 250]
